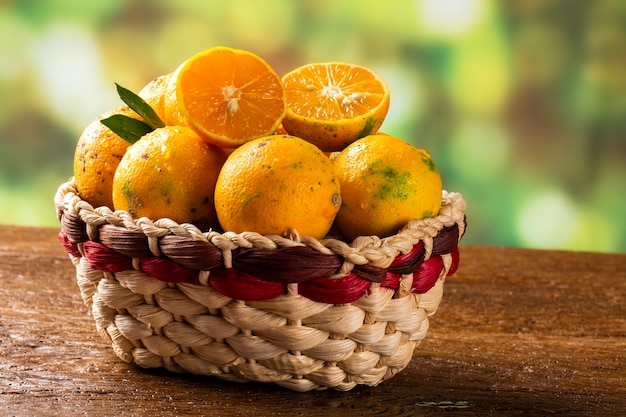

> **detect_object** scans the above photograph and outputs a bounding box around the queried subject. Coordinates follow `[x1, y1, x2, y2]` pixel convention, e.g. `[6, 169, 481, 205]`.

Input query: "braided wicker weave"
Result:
[55, 179, 466, 392]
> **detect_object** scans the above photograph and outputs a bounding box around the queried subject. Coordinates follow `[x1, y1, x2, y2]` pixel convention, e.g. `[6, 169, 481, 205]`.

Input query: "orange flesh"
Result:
[283, 63, 387, 120]
[177, 48, 285, 143]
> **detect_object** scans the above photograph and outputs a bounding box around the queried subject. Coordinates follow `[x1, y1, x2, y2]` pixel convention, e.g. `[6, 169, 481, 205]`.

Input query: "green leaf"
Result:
[115, 83, 165, 129]
[100, 114, 154, 144]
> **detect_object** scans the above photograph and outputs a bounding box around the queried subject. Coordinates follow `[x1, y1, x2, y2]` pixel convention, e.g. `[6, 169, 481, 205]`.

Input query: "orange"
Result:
[281, 62, 390, 152]
[175, 46, 286, 147]
[162, 69, 188, 127]
[138, 72, 171, 124]
[332, 134, 442, 241]
[137, 71, 188, 127]
[73, 106, 140, 209]
[214, 135, 341, 239]
[112, 125, 227, 229]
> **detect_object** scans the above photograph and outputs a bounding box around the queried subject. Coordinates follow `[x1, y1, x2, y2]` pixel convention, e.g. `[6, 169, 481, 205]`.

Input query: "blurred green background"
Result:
[1, 0, 625, 252]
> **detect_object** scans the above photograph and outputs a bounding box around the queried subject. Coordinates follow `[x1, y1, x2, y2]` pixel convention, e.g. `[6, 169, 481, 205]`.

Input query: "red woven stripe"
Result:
[447, 247, 460, 276]
[139, 257, 197, 283]
[388, 242, 425, 275]
[82, 241, 197, 283]
[83, 241, 132, 273]
[412, 256, 443, 294]
[298, 273, 371, 305]
[72, 232, 461, 303]
[390, 242, 422, 267]
[380, 271, 401, 290]
[381, 255, 445, 294]
[57, 231, 81, 258]
[209, 268, 285, 301]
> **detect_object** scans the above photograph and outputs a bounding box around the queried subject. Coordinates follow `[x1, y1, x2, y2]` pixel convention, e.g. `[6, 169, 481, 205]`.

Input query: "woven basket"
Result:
[54, 178, 466, 392]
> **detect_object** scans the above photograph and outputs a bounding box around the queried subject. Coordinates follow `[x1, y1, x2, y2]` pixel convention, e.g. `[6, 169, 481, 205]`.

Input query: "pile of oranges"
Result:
[73, 46, 442, 242]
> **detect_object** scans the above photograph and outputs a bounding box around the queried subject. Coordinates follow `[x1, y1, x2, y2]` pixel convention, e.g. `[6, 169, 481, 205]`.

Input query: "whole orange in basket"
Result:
[174, 46, 287, 147]
[112, 125, 227, 229]
[138, 72, 171, 124]
[137, 70, 190, 127]
[214, 135, 341, 239]
[332, 134, 442, 241]
[73, 106, 141, 209]
[281, 62, 390, 152]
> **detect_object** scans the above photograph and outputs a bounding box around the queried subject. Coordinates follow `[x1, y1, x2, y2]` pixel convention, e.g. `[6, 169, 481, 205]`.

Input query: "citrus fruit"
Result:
[138, 72, 171, 123]
[137, 71, 188, 127]
[281, 62, 390, 152]
[112, 125, 227, 229]
[73, 106, 140, 209]
[162, 69, 188, 127]
[332, 134, 442, 241]
[174, 46, 286, 147]
[214, 135, 341, 239]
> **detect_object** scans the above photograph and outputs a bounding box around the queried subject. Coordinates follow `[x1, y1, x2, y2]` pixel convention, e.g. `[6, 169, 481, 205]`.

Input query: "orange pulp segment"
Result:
[175, 46, 287, 147]
[281, 62, 390, 152]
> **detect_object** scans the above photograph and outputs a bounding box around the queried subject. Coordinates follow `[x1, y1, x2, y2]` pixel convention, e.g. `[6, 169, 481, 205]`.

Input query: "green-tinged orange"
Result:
[332, 134, 442, 241]
[112, 125, 227, 229]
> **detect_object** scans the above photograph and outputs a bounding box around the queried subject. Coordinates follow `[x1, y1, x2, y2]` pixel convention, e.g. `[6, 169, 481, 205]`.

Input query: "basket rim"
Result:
[55, 177, 466, 304]
[55, 178, 466, 268]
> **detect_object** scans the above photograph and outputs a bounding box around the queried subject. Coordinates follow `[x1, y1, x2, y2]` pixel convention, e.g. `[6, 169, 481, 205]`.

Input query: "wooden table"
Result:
[1, 225, 624, 416]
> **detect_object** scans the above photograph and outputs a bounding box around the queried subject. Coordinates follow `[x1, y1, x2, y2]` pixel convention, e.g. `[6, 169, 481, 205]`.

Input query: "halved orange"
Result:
[281, 62, 390, 152]
[175, 46, 287, 147]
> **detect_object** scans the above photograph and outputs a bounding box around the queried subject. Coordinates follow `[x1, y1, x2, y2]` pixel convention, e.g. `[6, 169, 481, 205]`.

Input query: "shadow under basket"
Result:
[54, 179, 467, 392]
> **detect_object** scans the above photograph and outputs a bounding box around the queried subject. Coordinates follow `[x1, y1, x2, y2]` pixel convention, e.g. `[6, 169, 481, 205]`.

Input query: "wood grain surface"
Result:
[1, 225, 624, 416]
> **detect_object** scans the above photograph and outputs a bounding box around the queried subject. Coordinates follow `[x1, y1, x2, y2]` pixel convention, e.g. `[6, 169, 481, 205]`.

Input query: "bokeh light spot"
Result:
[27, 23, 118, 132]
[448, 37, 511, 116]
[376, 65, 423, 136]
[416, 0, 486, 39]
[517, 190, 578, 250]
[448, 120, 511, 177]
